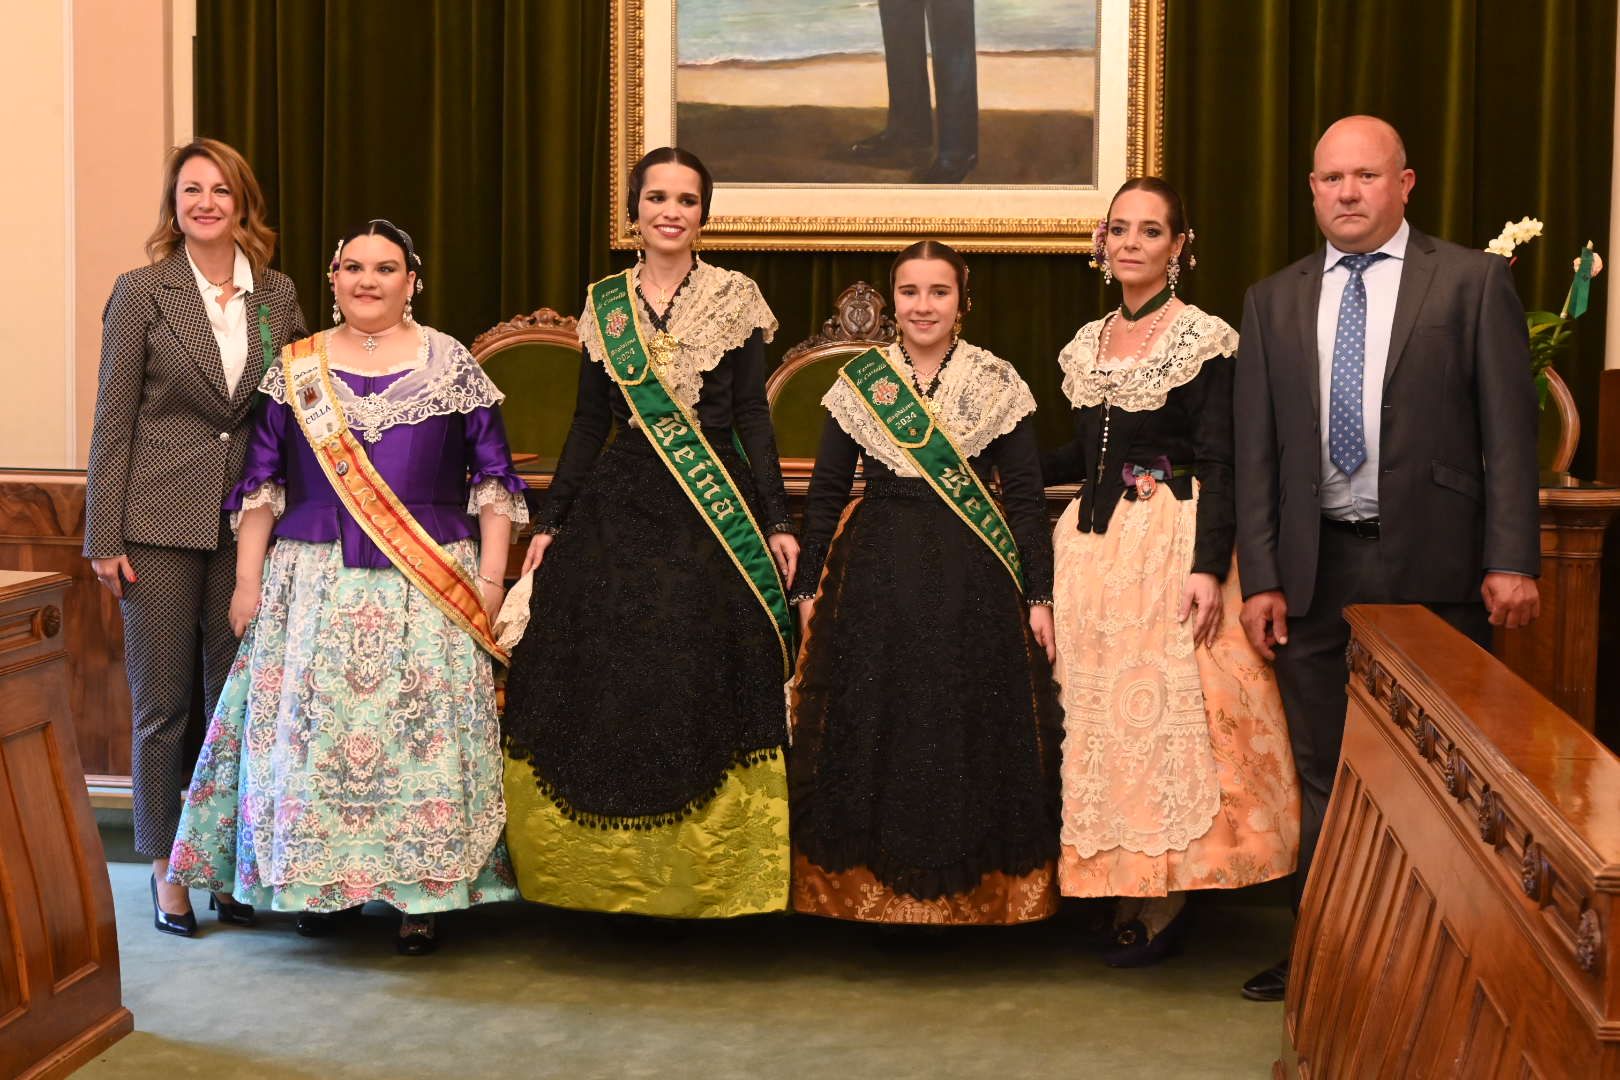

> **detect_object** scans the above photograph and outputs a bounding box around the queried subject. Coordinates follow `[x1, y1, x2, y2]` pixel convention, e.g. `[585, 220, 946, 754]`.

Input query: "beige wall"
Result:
[73, 0, 175, 464]
[0, 2, 73, 468]
[0, 0, 185, 470]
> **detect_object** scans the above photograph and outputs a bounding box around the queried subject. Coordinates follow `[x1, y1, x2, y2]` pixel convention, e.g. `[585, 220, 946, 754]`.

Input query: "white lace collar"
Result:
[577, 259, 777, 413]
[822, 341, 1036, 478]
[259, 325, 503, 443]
[1057, 306, 1237, 413]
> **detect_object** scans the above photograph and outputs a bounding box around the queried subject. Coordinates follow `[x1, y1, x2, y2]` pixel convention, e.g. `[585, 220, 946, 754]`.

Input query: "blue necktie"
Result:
[1328, 252, 1389, 476]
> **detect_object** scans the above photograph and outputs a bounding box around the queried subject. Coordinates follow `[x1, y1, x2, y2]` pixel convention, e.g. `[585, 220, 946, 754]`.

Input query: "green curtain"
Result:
[197, 0, 1614, 470]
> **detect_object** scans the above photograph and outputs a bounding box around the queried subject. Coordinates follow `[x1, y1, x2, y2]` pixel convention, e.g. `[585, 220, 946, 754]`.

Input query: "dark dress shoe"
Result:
[151, 874, 197, 938]
[913, 153, 978, 184]
[849, 128, 930, 160]
[1102, 905, 1188, 968]
[1242, 959, 1289, 1001]
[396, 914, 438, 956]
[296, 905, 364, 938]
[209, 892, 257, 926]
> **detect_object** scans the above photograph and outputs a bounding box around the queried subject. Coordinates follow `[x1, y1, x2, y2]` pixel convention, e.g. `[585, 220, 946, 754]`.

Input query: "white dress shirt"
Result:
[1316, 218, 1409, 521]
[187, 245, 256, 397]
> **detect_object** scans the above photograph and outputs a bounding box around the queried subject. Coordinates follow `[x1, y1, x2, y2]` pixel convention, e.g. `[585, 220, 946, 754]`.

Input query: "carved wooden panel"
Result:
[0, 572, 131, 1078]
[0, 471, 129, 783]
[1279, 605, 1620, 1079]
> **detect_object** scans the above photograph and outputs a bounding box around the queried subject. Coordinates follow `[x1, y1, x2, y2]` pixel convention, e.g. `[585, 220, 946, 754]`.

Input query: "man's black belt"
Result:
[1322, 516, 1381, 540]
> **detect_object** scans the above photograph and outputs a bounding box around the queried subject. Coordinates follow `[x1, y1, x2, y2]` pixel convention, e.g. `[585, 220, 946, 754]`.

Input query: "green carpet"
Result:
[81, 857, 1288, 1079]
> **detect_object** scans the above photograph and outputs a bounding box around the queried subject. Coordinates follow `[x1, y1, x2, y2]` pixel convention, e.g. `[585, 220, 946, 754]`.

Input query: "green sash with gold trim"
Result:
[588, 271, 792, 677]
[838, 347, 1025, 591]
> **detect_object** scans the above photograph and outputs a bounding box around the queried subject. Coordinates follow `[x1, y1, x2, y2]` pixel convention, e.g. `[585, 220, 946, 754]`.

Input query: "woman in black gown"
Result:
[788, 241, 1063, 925]
[499, 147, 798, 918]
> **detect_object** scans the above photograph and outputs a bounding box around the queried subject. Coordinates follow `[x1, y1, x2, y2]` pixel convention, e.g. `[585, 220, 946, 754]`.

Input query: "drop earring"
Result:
[332, 300, 343, 325]
[1166, 258, 1180, 296]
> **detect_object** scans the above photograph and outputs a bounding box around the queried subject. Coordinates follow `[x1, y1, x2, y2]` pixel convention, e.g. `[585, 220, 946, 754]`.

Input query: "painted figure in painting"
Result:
[850, 0, 980, 183]
[675, 0, 1096, 187]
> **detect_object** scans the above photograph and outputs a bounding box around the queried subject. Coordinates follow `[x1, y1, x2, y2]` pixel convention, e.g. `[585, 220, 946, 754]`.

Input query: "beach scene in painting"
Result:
[675, 0, 1098, 186]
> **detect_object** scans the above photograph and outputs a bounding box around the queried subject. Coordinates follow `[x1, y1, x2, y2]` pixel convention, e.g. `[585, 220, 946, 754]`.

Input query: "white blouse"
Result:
[187, 245, 255, 397]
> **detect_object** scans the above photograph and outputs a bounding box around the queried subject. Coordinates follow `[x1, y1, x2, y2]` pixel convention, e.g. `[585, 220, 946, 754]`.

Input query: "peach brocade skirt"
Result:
[1052, 488, 1300, 897]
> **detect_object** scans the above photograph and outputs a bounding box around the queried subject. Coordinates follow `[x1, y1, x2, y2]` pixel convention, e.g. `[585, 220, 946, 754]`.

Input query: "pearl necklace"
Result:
[1097, 300, 1172, 369]
[1092, 302, 1173, 488]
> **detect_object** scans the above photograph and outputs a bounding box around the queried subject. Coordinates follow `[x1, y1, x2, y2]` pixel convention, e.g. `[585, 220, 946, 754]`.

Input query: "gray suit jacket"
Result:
[1233, 227, 1540, 617]
[83, 251, 307, 558]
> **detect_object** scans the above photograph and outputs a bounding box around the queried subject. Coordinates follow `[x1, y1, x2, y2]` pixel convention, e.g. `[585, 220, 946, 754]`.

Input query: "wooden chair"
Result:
[767, 283, 895, 468]
[470, 307, 582, 465]
[1539, 368, 1581, 475]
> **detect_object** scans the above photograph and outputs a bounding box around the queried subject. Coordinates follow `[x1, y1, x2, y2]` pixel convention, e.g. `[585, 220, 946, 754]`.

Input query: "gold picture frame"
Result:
[610, 0, 1165, 253]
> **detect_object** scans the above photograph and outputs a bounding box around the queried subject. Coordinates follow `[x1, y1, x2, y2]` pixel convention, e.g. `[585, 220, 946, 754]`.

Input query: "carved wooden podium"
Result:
[0, 571, 131, 1078]
[1280, 605, 1618, 1078]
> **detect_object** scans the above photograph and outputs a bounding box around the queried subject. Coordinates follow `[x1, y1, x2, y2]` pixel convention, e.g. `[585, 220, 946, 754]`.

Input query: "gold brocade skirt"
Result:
[792, 856, 1058, 925]
[501, 754, 790, 918]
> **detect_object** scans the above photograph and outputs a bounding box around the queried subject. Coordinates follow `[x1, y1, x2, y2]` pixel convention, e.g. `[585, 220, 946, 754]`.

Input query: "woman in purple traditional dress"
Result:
[168, 220, 524, 955]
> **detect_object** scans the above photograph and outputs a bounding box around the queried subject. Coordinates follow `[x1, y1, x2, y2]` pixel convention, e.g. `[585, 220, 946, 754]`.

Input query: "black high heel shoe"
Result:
[396, 914, 438, 956]
[150, 874, 197, 938]
[208, 892, 256, 926]
[1102, 904, 1189, 968]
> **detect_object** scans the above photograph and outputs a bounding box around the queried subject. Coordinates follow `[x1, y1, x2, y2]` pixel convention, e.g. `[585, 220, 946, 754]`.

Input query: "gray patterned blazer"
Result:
[83, 251, 307, 558]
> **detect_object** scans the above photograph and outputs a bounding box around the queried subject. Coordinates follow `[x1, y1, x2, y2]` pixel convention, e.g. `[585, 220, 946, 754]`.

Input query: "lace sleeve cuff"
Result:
[229, 482, 285, 534]
[468, 477, 530, 525]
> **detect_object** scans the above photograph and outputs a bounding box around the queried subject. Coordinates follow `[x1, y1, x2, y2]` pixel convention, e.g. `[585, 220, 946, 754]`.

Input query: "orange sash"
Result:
[282, 333, 507, 663]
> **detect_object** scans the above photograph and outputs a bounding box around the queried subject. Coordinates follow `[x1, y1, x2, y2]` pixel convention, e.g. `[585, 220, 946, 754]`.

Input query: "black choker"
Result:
[1120, 284, 1173, 322]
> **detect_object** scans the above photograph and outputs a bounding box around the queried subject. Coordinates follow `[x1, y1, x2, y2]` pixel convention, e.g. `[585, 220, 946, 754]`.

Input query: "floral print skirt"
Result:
[168, 539, 516, 914]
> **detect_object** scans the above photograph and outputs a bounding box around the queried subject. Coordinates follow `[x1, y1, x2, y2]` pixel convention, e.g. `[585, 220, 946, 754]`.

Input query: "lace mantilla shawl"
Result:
[577, 260, 778, 417]
[258, 326, 504, 443]
[1057, 307, 1238, 414]
[822, 342, 1036, 478]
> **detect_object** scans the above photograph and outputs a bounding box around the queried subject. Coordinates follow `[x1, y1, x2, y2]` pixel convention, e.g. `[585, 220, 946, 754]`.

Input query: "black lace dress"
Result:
[787, 343, 1064, 924]
[500, 266, 795, 917]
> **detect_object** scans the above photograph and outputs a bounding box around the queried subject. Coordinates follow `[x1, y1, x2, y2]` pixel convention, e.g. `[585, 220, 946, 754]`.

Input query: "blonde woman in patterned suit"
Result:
[84, 138, 306, 937]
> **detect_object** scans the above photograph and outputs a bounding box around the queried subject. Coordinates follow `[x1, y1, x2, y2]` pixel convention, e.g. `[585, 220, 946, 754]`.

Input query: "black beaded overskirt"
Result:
[502, 428, 787, 825]
[790, 479, 1063, 899]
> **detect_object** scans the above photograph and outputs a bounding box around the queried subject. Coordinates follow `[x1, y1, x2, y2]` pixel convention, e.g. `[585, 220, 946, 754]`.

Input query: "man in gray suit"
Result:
[1232, 115, 1541, 1001]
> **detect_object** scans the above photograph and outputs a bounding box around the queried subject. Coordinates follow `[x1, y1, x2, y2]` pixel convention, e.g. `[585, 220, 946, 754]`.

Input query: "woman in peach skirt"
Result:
[1045, 177, 1299, 966]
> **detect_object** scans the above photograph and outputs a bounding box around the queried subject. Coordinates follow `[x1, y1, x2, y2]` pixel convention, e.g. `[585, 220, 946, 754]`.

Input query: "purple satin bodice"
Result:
[225, 367, 524, 569]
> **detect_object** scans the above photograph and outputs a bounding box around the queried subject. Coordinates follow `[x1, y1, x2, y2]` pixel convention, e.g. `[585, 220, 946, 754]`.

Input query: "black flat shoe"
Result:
[296, 905, 364, 938]
[848, 128, 930, 160]
[150, 874, 196, 938]
[1242, 958, 1289, 1002]
[1102, 906, 1188, 968]
[396, 915, 438, 956]
[209, 892, 256, 926]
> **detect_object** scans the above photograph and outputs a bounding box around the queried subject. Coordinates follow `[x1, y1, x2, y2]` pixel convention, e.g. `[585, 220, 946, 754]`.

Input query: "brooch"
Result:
[1122, 457, 1173, 500]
